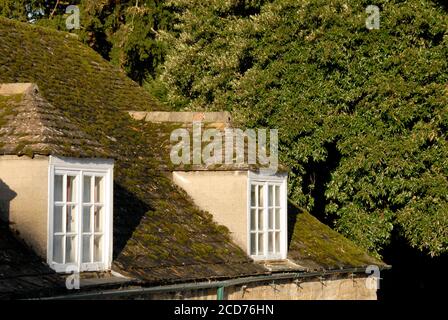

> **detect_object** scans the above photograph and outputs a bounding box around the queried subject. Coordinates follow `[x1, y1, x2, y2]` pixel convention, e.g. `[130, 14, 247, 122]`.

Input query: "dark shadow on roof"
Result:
[287, 201, 299, 250]
[0, 222, 65, 299]
[113, 183, 153, 260]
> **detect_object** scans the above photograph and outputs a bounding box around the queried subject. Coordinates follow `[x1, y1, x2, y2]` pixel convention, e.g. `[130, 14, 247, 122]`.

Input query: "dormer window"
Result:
[48, 156, 113, 273]
[248, 173, 287, 260]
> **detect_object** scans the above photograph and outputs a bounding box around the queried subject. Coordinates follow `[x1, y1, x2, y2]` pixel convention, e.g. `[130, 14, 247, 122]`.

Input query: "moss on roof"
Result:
[0, 17, 163, 143]
[0, 84, 108, 158]
[287, 203, 386, 271]
[136, 120, 289, 173]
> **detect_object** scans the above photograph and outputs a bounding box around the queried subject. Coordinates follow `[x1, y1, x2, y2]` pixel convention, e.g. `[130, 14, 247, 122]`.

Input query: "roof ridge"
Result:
[0, 16, 78, 40]
[20, 84, 65, 139]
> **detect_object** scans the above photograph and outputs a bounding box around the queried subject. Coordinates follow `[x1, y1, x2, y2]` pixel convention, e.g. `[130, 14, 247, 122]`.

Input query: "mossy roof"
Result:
[287, 203, 386, 271]
[0, 17, 384, 289]
[135, 120, 289, 173]
[0, 83, 108, 158]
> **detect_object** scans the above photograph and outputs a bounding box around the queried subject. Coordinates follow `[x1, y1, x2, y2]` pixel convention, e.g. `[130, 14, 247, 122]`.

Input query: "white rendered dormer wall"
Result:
[172, 170, 288, 260]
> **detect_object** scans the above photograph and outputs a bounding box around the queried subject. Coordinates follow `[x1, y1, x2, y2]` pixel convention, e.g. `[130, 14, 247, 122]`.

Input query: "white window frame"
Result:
[47, 156, 114, 273]
[247, 171, 288, 261]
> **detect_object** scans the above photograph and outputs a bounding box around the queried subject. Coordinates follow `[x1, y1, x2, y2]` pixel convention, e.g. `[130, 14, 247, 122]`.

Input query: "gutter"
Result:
[36, 266, 390, 300]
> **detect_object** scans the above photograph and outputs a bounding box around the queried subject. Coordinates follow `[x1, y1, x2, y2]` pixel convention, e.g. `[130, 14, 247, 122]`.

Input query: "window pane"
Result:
[94, 235, 102, 262]
[54, 175, 63, 202]
[66, 235, 76, 263]
[275, 208, 281, 229]
[53, 235, 64, 263]
[275, 232, 280, 253]
[53, 206, 64, 233]
[94, 177, 103, 203]
[250, 233, 256, 255]
[83, 206, 92, 233]
[258, 208, 263, 230]
[268, 185, 273, 206]
[83, 176, 91, 203]
[66, 176, 76, 202]
[94, 206, 103, 233]
[268, 232, 274, 254]
[250, 185, 256, 207]
[268, 208, 274, 229]
[258, 233, 264, 254]
[275, 185, 280, 206]
[82, 235, 91, 263]
[258, 185, 264, 207]
[66, 205, 77, 233]
[250, 209, 256, 231]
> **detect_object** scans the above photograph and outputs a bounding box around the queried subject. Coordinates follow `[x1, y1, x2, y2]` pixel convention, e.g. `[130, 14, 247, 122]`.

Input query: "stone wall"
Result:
[127, 275, 377, 300]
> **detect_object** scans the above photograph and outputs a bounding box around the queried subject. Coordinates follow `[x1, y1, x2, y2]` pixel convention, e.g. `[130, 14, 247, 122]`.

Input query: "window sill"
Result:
[50, 262, 108, 273]
[250, 255, 286, 262]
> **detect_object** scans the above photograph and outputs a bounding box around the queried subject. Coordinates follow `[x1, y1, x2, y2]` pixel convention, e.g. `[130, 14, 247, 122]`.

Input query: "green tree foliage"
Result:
[0, 0, 173, 84]
[80, 0, 175, 84]
[0, 0, 29, 21]
[0, 0, 78, 23]
[159, 0, 448, 257]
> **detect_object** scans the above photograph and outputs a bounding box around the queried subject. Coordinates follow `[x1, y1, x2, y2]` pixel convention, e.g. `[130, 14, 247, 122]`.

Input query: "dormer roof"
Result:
[0, 83, 108, 158]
